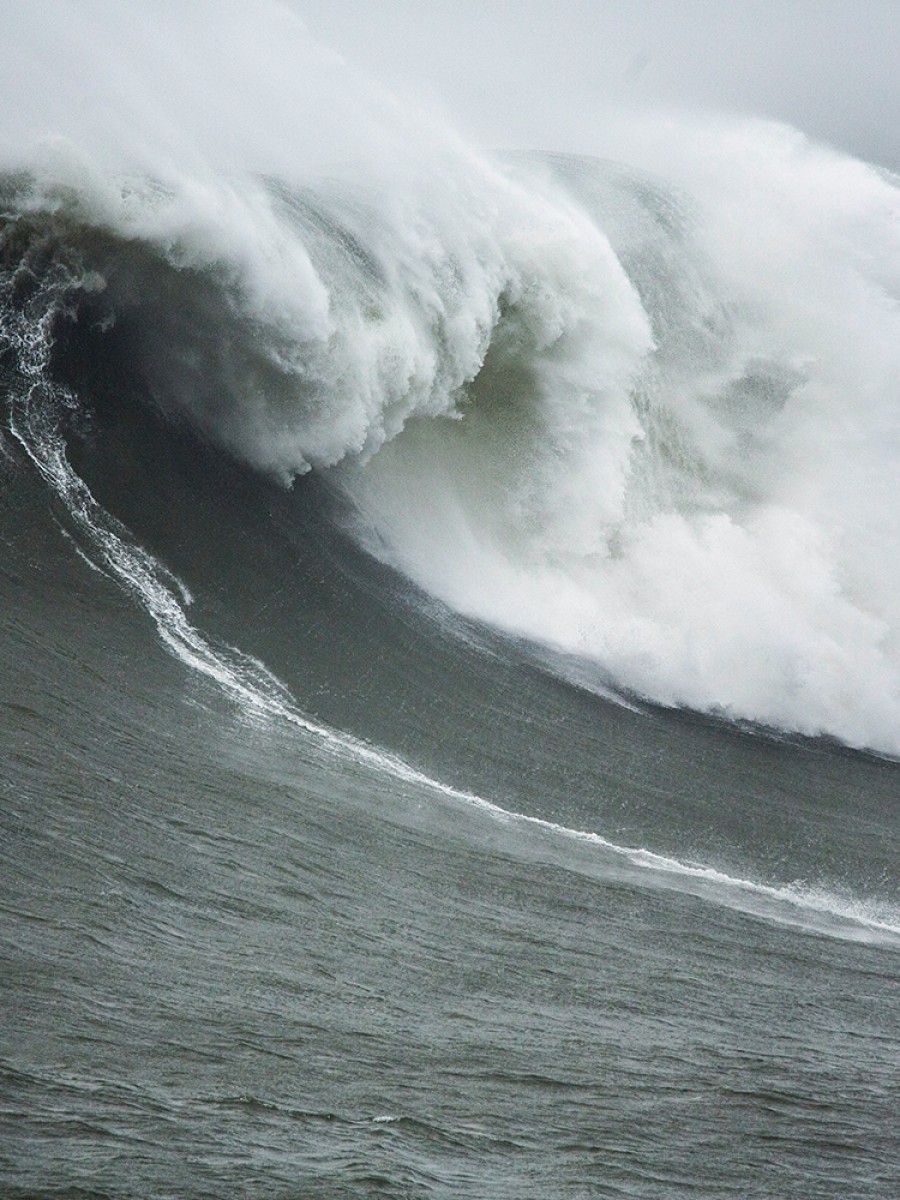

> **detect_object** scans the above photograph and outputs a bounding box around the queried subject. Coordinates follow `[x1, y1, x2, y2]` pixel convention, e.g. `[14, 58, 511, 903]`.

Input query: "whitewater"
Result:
[5, 3, 899, 754]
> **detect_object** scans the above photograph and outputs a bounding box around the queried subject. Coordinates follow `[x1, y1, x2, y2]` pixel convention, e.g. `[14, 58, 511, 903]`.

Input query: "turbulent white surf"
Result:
[5, 0, 900, 754]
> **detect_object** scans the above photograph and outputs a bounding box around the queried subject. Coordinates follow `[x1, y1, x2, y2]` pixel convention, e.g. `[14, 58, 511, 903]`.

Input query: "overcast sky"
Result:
[290, 1, 900, 171]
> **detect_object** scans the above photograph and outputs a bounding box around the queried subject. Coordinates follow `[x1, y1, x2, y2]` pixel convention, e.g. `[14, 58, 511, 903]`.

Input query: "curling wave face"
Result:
[2, 2, 900, 754]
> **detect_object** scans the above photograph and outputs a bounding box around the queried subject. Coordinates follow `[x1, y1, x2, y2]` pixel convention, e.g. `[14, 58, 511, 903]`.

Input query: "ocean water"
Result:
[2, 5, 898, 1198]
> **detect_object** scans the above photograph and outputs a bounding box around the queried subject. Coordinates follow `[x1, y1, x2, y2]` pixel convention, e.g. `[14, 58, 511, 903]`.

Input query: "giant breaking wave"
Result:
[3, 1, 899, 754]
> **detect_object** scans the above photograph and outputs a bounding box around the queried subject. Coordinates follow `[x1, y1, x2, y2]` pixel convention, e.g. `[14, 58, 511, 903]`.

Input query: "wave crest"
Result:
[2, 3, 899, 754]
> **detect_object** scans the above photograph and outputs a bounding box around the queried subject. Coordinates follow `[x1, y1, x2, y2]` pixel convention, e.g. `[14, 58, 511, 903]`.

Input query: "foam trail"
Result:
[5, 359, 897, 949]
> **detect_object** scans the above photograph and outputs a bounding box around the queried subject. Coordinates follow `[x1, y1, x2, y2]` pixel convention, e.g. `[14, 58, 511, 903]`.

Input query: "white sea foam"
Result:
[3, 3, 899, 752]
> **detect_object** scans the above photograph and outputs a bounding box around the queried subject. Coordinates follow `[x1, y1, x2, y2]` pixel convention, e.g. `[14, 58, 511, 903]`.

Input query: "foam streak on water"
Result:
[4, 336, 897, 949]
